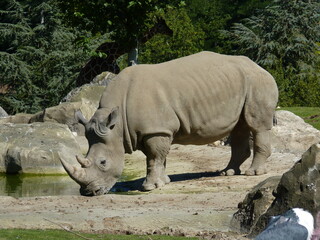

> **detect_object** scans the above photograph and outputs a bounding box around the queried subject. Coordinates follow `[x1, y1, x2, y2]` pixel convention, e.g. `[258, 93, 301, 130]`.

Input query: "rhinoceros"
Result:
[59, 51, 278, 196]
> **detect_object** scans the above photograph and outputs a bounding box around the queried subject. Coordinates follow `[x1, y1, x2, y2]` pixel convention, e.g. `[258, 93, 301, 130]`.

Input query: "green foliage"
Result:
[225, 0, 320, 107]
[57, 0, 182, 50]
[184, 0, 230, 52]
[280, 107, 320, 130]
[0, 0, 91, 114]
[139, 8, 205, 63]
[184, 0, 273, 53]
[0, 229, 198, 240]
[233, 0, 273, 20]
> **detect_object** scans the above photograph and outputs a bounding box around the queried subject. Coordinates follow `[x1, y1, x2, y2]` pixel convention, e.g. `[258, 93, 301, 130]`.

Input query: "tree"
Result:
[75, 17, 175, 86]
[139, 7, 205, 63]
[226, 0, 320, 106]
[184, 0, 231, 52]
[57, 0, 182, 64]
[184, 0, 273, 53]
[0, 0, 91, 114]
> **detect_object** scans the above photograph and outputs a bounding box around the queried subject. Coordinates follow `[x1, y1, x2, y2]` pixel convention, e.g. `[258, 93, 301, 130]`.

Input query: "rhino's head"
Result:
[60, 107, 125, 196]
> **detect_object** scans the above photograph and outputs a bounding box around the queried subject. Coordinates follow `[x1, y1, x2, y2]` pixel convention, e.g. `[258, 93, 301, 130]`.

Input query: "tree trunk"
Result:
[128, 47, 138, 66]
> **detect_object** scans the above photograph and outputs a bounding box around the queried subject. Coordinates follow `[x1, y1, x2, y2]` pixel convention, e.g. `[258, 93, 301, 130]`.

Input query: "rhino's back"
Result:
[122, 52, 252, 145]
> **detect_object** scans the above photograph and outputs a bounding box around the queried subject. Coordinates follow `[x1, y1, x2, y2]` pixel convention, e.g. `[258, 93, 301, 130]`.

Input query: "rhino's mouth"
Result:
[80, 186, 109, 196]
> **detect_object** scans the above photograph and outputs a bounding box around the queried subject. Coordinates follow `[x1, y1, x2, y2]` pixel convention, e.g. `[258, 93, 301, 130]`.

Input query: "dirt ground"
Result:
[0, 144, 301, 239]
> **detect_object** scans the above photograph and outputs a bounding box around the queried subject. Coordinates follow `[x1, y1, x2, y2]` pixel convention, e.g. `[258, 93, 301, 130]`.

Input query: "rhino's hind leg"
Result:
[220, 118, 251, 176]
[245, 130, 270, 176]
[141, 135, 171, 191]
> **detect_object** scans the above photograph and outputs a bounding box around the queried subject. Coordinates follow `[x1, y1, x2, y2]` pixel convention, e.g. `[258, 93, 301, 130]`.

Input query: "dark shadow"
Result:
[111, 171, 221, 193]
[112, 178, 144, 192]
[169, 171, 221, 182]
[5, 157, 22, 174]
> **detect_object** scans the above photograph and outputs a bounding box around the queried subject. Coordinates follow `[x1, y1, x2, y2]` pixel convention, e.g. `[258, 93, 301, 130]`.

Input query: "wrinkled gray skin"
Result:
[60, 51, 278, 196]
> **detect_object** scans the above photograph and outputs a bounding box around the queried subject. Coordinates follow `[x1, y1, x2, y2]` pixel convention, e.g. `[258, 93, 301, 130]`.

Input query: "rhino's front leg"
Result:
[142, 135, 171, 191]
[245, 130, 271, 175]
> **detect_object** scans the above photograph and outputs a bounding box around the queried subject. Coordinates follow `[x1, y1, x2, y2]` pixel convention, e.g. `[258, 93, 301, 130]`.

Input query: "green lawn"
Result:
[280, 107, 320, 130]
[0, 229, 198, 240]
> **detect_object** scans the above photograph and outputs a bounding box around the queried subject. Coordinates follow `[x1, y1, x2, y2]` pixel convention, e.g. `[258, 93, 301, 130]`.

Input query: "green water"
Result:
[0, 174, 80, 198]
[0, 171, 140, 198]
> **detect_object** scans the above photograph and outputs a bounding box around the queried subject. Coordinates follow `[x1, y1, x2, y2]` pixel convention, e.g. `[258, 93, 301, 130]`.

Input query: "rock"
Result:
[91, 71, 117, 86]
[0, 113, 35, 124]
[65, 85, 106, 105]
[0, 72, 116, 130]
[0, 106, 8, 118]
[209, 140, 225, 147]
[231, 176, 281, 234]
[62, 71, 116, 104]
[29, 101, 97, 135]
[232, 142, 320, 236]
[249, 142, 320, 237]
[0, 122, 81, 174]
[271, 110, 320, 154]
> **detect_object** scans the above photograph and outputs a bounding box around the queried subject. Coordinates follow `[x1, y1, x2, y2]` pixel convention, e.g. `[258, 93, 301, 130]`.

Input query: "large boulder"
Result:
[62, 71, 116, 104]
[29, 101, 97, 135]
[63, 84, 106, 106]
[91, 71, 117, 85]
[0, 122, 81, 174]
[271, 110, 320, 154]
[0, 113, 35, 124]
[232, 142, 320, 237]
[250, 142, 320, 236]
[231, 176, 281, 234]
[0, 72, 116, 133]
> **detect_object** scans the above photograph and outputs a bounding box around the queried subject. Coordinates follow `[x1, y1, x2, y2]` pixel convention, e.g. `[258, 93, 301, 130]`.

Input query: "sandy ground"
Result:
[0, 144, 301, 239]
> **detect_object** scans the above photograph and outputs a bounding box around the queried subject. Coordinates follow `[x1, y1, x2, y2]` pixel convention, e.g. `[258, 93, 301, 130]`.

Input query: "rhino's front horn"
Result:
[58, 152, 88, 185]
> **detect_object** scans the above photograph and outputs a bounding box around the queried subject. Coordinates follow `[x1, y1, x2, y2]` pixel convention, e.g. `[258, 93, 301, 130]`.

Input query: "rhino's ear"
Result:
[105, 107, 119, 130]
[95, 107, 119, 136]
[75, 110, 88, 126]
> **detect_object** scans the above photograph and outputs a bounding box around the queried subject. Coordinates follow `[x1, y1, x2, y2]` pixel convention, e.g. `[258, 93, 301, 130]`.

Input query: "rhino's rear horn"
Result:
[75, 110, 88, 126]
[76, 155, 92, 168]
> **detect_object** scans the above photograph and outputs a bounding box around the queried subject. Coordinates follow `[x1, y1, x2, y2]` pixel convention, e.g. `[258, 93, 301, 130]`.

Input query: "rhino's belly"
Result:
[172, 117, 238, 145]
[172, 133, 228, 145]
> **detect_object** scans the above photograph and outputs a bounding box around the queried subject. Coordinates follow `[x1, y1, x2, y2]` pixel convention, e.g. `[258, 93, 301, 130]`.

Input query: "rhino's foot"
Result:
[245, 167, 267, 176]
[219, 168, 241, 176]
[142, 179, 165, 191]
[142, 175, 171, 191]
[164, 174, 171, 184]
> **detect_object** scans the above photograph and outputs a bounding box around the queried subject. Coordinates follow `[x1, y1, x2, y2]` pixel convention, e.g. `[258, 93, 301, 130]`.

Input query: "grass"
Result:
[0, 229, 199, 240]
[280, 107, 320, 130]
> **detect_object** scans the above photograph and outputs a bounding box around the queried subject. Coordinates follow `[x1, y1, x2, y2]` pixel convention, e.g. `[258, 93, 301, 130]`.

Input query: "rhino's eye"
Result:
[97, 159, 109, 171]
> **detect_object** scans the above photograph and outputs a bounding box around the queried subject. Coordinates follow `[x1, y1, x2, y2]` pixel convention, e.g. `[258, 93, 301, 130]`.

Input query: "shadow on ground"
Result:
[112, 171, 221, 192]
